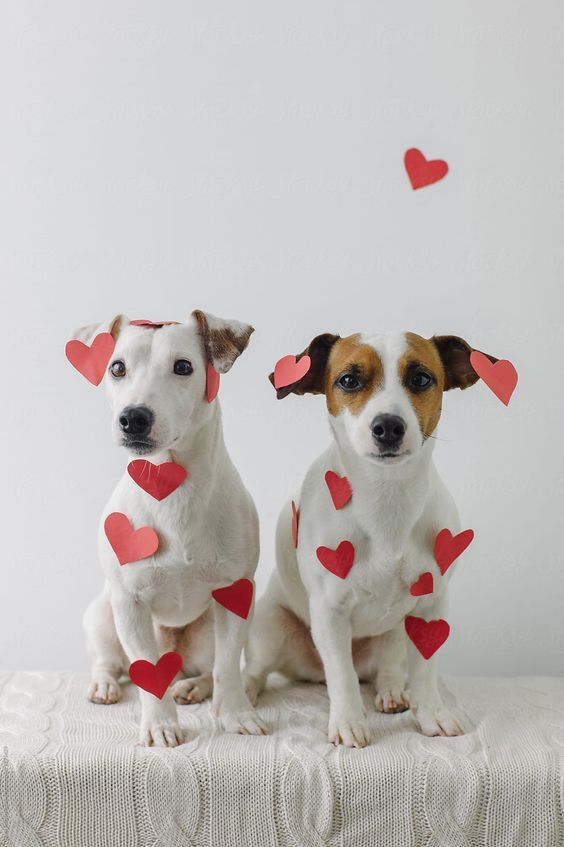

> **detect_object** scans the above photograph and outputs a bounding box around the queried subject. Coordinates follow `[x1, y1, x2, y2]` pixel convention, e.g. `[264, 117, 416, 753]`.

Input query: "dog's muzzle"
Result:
[119, 405, 156, 453]
[370, 414, 406, 453]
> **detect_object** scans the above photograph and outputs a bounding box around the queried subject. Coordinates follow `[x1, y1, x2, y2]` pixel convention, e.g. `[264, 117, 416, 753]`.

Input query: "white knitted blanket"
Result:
[0, 672, 562, 846]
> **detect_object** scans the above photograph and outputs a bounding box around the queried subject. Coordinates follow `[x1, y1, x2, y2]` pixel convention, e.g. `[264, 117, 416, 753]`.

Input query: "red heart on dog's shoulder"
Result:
[470, 351, 518, 406]
[128, 460, 188, 501]
[409, 571, 434, 597]
[65, 332, 115, 386]
[212, 578, 254, 619]
[129, 651, 182, 699]
[434, 528, 474, 575]
[206, 363, 220, 403]
[404, 148, 448, 190]
[130, 320, 180, 328]
[405, 616, 450, 660]
[273, 355, 311, 390]
[316, 541, 355, 579]
[291, 500, 299, 549]
[104, 512, 159, 565]
[324, 471, 352, 510]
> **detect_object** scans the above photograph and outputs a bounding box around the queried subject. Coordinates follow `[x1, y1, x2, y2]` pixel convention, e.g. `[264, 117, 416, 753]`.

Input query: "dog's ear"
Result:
[269, 333, 340, 399]
[432, 335, 498, 391]
[192, 309, 254, 374]
[71, 315, 127, 344]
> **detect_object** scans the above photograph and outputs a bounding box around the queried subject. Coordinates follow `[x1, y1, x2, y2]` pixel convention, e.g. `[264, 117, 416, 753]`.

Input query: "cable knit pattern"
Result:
[0, 672, 563, 846]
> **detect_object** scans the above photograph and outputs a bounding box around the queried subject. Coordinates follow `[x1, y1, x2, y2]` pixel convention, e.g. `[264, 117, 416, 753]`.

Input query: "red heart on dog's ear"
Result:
[128, 460, 188, 501]
[206, 363, 220, 403]
[104, 512, 160, 565]
[129, 652, 183, 699]
[324, 471, 352, 510]
[405, 616, 450, 659]
[130, 319, 180, 327]
[273, 355, 311, 390]
[469, 351, 518, 406]
[316, 541, 355, 579]
[434, 528, 474, 575]
[409, 572, 434, 597]
[212, 578, 254, 619]
[291, 501, 299, 549]
[65, 332, 115, 386]
[404, 148, 448, 190]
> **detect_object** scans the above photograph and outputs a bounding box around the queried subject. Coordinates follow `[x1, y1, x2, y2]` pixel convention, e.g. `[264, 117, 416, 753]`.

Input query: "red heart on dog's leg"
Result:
[104, 512, 160, 565]
[434, 528, 474, 575]
[291, 500, 299, 548]
[405, 616, 450, 660]
[129, 651, 183, 699]
[324, 471, 353, 510]
[273, 355, 311, 390]
[404, 148, 449, 190]
[316, 541, 355, 579]
[212, 578, 254, 619]
[65, 332, 115, 386]
[128, 460, 188, 501]
[469, 351, 518, 406]
[409, 571, 434, 597]
[206, 363, 220, 403]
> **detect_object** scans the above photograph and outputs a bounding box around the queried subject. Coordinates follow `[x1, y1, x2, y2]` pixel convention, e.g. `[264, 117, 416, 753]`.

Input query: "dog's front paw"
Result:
[88, 678, 121, 705]
[140, 716, 185, 747]
[218, 697, 268, 736]
[328, 713, 371, 748]
[374, 686, 410, 714]
[172, 674, 213, 705]
[413, 704, 463, 737]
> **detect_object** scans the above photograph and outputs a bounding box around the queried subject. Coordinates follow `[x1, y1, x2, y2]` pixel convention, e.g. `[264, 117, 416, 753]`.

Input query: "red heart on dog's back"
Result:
[409, 571, 434, 597]
[316, 541, 355, 579]
[129, 651, 182, 699]
[470, 351, 518, 406]
[404, 148, 448, 190]
[324, 471, 353, 510]
[434, 528, 474, 575]
[104, 512, 159, 565]
[273, 355, 311, 390]
[128, 460, 188, 501]
[65, 332, 115, 386]
[405, 616, 450, 660]
[212, 578, 254, 619]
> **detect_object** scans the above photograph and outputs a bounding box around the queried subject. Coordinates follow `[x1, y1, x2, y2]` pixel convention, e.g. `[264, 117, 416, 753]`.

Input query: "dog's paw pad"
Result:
[88, 679, 121, 705]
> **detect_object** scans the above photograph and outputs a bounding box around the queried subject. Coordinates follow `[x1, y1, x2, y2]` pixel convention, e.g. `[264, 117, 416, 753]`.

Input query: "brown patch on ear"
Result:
[192, 309, 254, 374]
[269, 333, 340, 399]
[325, 335, 384, 416]
[433, 335, 498, 391]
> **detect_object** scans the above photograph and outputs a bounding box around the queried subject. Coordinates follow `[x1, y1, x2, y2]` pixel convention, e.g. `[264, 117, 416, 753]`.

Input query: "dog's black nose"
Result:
[119, 405, 154, 437]
[371, 414, 406, 448]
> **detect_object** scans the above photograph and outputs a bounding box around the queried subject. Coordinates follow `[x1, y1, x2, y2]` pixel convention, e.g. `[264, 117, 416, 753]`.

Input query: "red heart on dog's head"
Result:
[470, 351, 518, 406]
[405, 616, 450, 660]
[404, 148, 448, 190]
[324, 471, 353, 510]
[129, 651, 183, 699]
[316, 541, 355, 579]
[291, 500, 299, 549]
[104, 512, 160, 565]
[212, 578, 254, 619]
[434, 528, 474, 575]
[65, 332, 115, 386]
[206, 363, 220, 403]
[409, 571, 434, 597]
[128, 460, 188, 501]
[273, 355, 311, 390]
[130, 319, 180, 328]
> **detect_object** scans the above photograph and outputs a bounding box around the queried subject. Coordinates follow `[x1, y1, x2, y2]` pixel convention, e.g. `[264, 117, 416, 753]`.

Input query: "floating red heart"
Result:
[316, 540, 355, 579]
[130, 320, 180, 328]
[291, 500, 299, 549]
[206, 363, 220, 403]
[469, 351, 518, 406]
[324, 471, 352, 510]
[434, 528, 474, 575]
[127, 460, 188, 501]
[212, 578, 254, 619]
[409, 571, 434, 597]
[404, 148, 449, 190]
[129, 651, 183, 699]
[104, 512, 159, 565]
[405, 616, 450, 660]
[273, 355, 311, 390]
[65, 332, 115, 386]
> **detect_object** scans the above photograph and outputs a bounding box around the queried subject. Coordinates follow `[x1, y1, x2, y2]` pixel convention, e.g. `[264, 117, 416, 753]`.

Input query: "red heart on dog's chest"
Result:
[316, 541, 355, 579]
[324, 471, 352, 510]
[434, 528, 474, 575]
[273, 355, 311, 389]
[65, 332, 115, 386]
[405, 616, 450, 659]
[410, 571, 434, 596]
[470, 351, 518, 406]
[128, 460, 188, 501]
[212, 578, 254, 619]
[104, 512, 159, 565]
[404, 148, 448, 190]
[129, 651, 182, 699]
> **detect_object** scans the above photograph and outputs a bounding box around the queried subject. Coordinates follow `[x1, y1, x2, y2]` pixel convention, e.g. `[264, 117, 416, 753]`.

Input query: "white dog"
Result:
[80, 310, 266, 747]
[245, 330, 496, 747]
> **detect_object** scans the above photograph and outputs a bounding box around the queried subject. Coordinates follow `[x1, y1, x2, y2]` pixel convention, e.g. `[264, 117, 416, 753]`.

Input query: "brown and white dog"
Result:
[244, 331, 496, 747]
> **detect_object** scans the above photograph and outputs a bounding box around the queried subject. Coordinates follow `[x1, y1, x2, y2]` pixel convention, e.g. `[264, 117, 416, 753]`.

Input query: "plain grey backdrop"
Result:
[2, 0, 562, 675]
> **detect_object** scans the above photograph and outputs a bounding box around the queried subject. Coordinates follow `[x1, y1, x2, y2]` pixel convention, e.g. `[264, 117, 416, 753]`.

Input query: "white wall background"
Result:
[2, 0, 562, 675]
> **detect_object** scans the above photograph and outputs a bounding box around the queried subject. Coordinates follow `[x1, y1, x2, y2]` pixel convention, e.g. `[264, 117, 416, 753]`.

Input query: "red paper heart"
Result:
[434, 528, 474, 575]
[130, 319, 180, 328]
[291, 500, 299, 548]
[470, 351, 518, 406]
[212, 578, 254, 619]
[104, 512, 160, 565]
[316, 541, 355, 579]
[273, 355, 311, 390]
[129, 651, 183, 699]
[206, 363, 220, 403]
[404, 148, 449, 190]
[409, 571, 434, 597]
[405, 616, 450, 660]
[127, 460, 188, 501]
[65, 332, 115, 386]
[324, 471, 352, 510]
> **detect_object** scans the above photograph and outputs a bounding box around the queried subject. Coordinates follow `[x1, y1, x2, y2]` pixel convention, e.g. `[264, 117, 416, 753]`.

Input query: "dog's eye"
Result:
[173, 359, 193, 376]
[337, 373, 361, 392]
[409, 370, 433, 390]
[110, 360, 126, 378]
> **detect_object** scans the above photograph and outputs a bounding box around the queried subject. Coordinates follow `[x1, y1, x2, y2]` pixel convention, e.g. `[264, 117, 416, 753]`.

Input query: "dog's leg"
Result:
[373, 626, 410, 714]
[84, 587, 126, 704]
[157, 611, 215, 705]
[243, 589, 285, 706]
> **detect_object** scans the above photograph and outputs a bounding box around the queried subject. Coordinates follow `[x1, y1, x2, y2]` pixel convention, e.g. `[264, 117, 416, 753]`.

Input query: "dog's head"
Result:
[72, 310, 253, 455]
[271, 331, 497, 467]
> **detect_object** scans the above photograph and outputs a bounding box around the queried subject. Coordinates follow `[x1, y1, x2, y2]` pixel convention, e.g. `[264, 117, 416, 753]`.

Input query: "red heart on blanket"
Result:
[409, 571, 434, 597]
[65, 332, 115, 386]
[127, 460, 188, 501]
[324, 471, 353, 510]
[206, 363, 220, 403]
[434, 528, 474, 575]
[469, 351, 518, 406]
[129, 651, 183, 699]
[212, 578, 254, 619]
[130, 320, 180, 328]
[291, 500, 299, 548]
[104, 512, 159, 565]
[316, 541, 355, 579]
[405, 616, 450, 660]
[273, 355, 311, 390]
[404, 148, 449, 190]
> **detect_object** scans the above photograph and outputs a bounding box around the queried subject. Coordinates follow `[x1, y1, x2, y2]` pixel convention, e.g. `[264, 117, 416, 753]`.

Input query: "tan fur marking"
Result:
[399, 333, 445, 439]
[325, 335, 384, 416]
